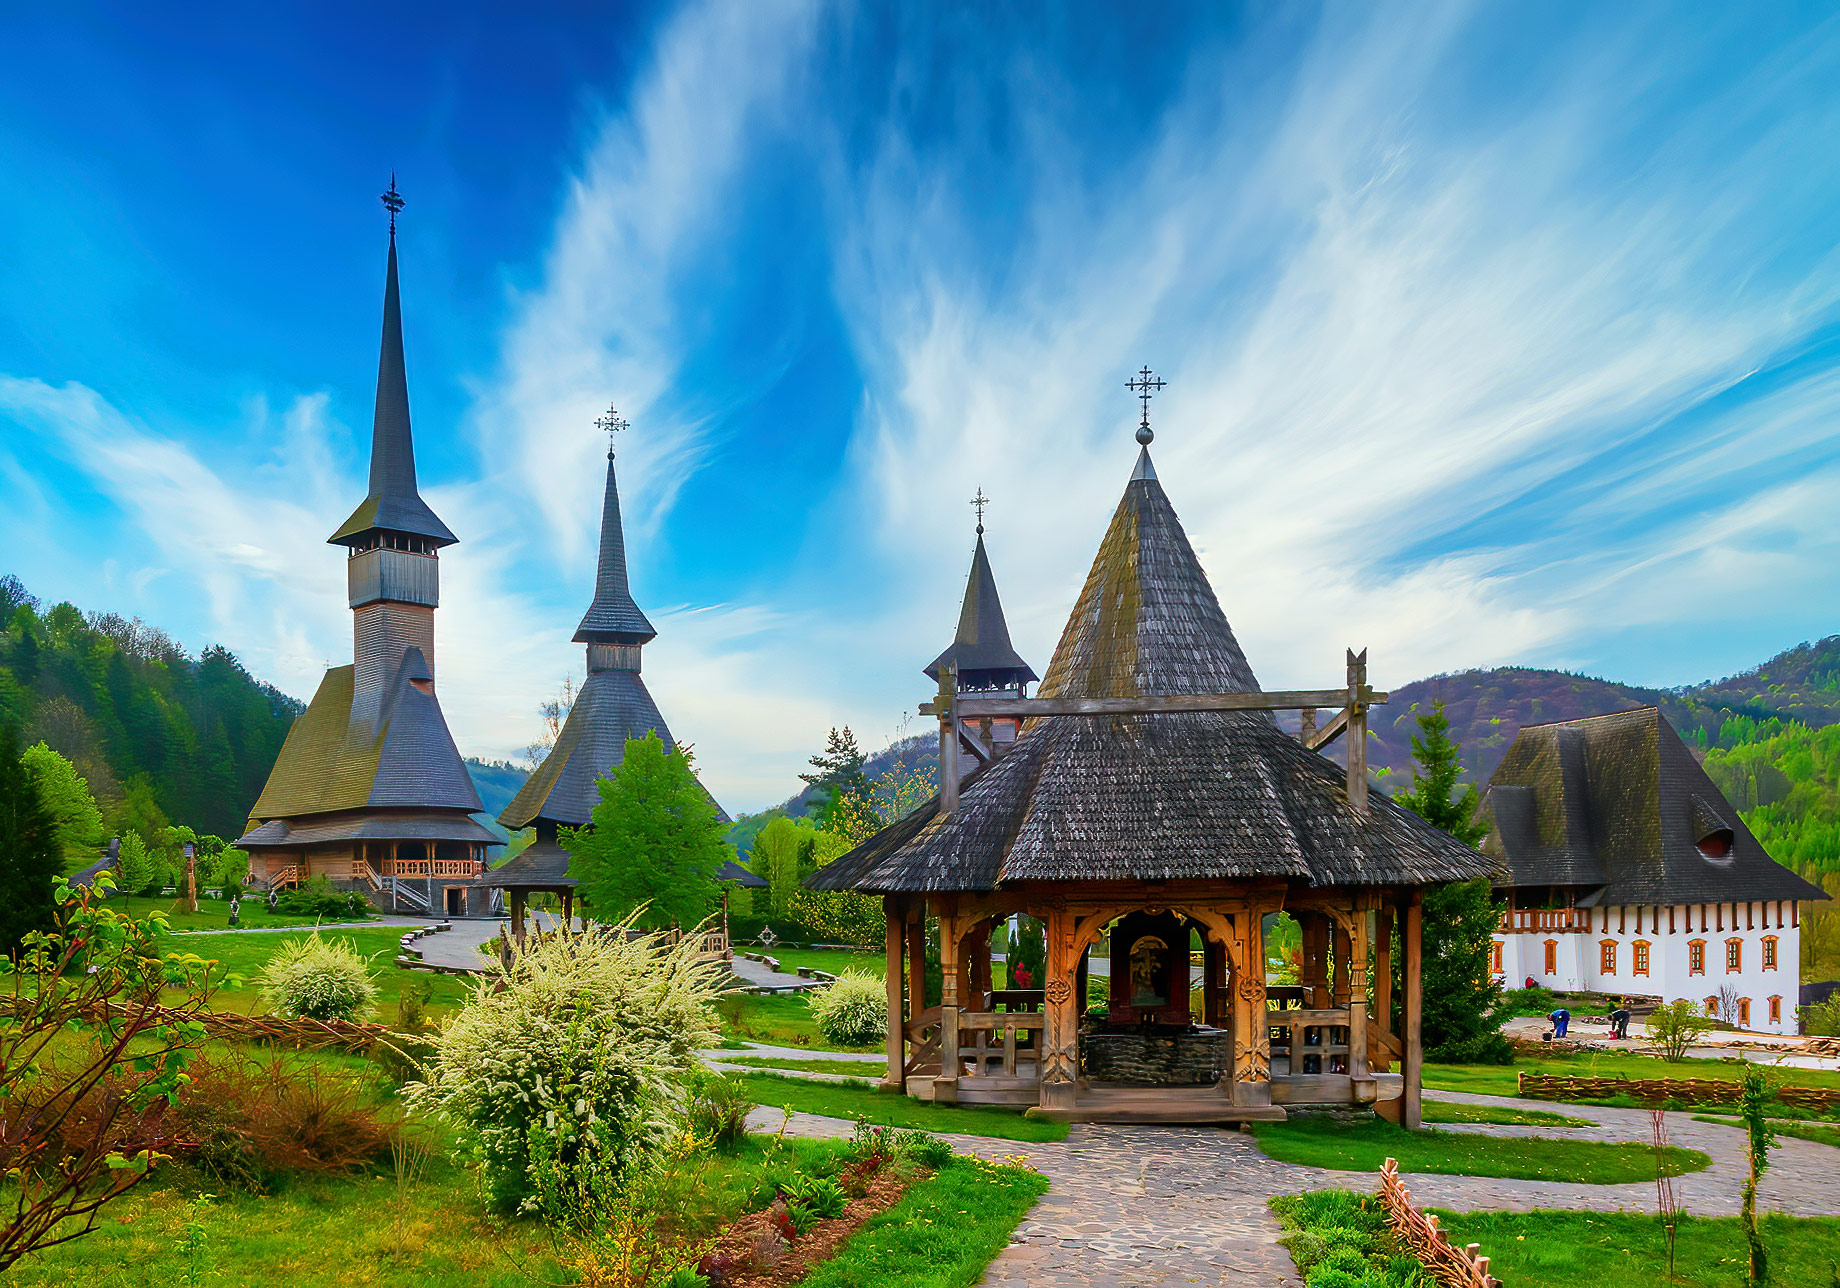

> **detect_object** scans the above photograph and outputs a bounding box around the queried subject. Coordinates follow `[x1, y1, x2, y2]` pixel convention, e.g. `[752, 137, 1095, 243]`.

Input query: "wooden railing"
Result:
[955, 1010, 1044, 1078]
[1499, 907, 1591, 934]
[1268, 1005, 1353, 1077]
[1380, 1158, 1500, 1287]
[382, 857, 481, 879]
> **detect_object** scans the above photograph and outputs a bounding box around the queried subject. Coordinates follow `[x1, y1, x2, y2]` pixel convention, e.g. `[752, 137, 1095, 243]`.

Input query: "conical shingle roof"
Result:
[574, 453, 657, 644]
[924, 533, 1036, 689]
[330, 233, 458, 548]
[810, 448, 1493, 894]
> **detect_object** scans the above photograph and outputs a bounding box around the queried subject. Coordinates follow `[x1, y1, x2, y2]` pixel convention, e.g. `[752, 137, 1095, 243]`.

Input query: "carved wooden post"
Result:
[937, 666, 960, 814]
[905, 916, 926, 1025]
[1403, 892, 1424, 1129]
[1232, 908, 1271, 1107]
[1347, 908, 1372, 1101]
[935, 907, 961, 1103]
[1040, 904, 1079, 1111]
[1346, 648, 1369, 814]
[1375, 905, 1394, 1055]
[184, 842, 197, 914]
[883, 896, 905, 1092]
[1300, 706, 1317, 745]
[1203, 937, 1226, 1027]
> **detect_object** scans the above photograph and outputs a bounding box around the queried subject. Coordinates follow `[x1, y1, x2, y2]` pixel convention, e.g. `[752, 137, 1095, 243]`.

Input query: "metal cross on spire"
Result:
[971, 487, 989, 535]
[380, 174, 405, 236]
[1126, 365, 1166, 445]
[595, 404, 629, 458]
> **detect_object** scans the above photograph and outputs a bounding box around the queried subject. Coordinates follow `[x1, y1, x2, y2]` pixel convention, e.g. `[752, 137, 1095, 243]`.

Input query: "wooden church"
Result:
[811, 394, 1493, 1125]
[238, 190, 494, 915]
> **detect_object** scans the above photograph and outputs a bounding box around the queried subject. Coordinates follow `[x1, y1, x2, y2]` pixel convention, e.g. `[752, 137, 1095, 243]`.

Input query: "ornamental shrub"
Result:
[258, 931, 378, 1021]
[807, 971, 886, 1048]
[406, 916, 724, 1217]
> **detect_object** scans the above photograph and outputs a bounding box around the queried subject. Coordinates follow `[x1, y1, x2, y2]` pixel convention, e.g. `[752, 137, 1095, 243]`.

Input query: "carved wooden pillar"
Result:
[1374, 905, 1395, 1065]
[1347, 909, 1372, 1101]
[935, 909, 961, 1103]
[1040, 904, 1079, 1111]
[883, 896, 905, 1093]
[906, 917, 926, 1020]
[1403, 893, 1424, 1130]
[1232, 909, 1271, 1107]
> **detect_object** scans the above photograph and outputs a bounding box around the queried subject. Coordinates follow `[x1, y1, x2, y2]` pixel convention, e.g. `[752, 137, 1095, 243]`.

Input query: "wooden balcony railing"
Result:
[1498, 908, 1591, 935]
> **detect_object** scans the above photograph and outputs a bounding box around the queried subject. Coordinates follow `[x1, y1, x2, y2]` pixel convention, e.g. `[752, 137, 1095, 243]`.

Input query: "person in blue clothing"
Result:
[1548, 1007, 1571, 1039]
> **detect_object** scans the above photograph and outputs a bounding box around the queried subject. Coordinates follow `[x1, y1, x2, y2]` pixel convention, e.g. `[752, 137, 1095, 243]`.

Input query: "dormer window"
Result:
[1696, 829, 1734, 859]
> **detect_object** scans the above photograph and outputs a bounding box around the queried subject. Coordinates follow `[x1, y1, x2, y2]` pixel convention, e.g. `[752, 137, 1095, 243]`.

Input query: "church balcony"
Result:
[1499, 907, 1591, 934]
[382, 856, 482, 879]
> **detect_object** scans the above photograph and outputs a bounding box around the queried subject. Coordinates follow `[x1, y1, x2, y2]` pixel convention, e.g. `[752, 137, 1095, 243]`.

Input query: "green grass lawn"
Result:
[754, 946, 884, 977]
[162, 926, 480, 1020]
[103, 892, 382, 932]
[1691, 1114, 1840, 1150]
[1433, 1210, 1840, 1287]
[1249, 1115, 1708, 1183]
[723, 1055, 891, 1076]
[797, 1156, 1047, 1288]
[1422, 1100, 1591, 1128]
[716, 989, 893, 1052]
[737, 1072, 1070, 1143]
[1426, 1050, 1840, 1099]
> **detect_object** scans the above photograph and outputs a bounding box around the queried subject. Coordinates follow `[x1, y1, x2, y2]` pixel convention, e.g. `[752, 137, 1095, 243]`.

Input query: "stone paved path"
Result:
[746, 1089, 1840, 1288]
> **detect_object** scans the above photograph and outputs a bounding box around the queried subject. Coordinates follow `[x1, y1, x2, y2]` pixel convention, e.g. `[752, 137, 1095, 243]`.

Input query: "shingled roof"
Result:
[924, 532, 1037, 690]
[500, 439, 722, 831]
[499, 668, 677, 829]
[241, 654, 483, 838]
[574, 453, 656, 644]
[810, 447, 1492, 894]
[1480, 707, 1827, 906]
[329, 230, 458, 548]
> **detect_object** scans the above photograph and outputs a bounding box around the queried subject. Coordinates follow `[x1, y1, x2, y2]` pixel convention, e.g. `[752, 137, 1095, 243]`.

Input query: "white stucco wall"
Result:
[1493, 899, 1801, 1033]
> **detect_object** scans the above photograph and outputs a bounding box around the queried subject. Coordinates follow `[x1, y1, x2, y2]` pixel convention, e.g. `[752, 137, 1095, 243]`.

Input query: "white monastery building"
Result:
[1480, 708, 1827, 1034]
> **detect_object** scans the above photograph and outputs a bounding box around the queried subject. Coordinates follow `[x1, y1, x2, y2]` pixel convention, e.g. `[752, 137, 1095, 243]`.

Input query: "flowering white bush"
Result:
[808, 971, 886, 1048]
[406, 916, 723, 1216]
[257, 931, 378, 1021]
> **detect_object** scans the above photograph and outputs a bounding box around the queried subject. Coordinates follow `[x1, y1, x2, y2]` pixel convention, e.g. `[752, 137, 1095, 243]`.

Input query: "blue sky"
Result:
[6, 2, 1840, 811]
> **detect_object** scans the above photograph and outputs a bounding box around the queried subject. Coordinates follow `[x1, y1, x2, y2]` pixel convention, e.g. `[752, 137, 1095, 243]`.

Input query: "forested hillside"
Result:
[0, 575, 302, 840]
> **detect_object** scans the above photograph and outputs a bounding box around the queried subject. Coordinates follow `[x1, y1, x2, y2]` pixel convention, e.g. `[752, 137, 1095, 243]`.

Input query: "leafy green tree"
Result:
[1391, 701, 1509, 1063]
[565, 734, 727, 931]
[752, 816, 827, 919]
[0, 724, 60, 954]
[115, 831, 155, 897]
[20, 741, 103, 870]
[799, 726, 869, 826]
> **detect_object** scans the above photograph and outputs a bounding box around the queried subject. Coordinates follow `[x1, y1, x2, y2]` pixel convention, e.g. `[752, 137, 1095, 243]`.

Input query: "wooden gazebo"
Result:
[809, 441, 1492, 1126]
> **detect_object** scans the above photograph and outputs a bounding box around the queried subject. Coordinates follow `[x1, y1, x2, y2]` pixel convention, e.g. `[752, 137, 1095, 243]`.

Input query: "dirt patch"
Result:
[701, 1164, 919, 1288]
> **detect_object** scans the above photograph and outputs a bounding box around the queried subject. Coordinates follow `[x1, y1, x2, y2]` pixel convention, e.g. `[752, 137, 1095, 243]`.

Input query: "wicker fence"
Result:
[87, 1000, 431, 1058]
[1379, 1158, 1500, 1288]
[1517, 1072, 1840, 1112]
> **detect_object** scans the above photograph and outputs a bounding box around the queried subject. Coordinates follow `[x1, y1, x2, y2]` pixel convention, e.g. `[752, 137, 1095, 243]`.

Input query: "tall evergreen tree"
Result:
[1391, 701, 1511, 1064]
[0, 722, 61, 955]
[566, 733, 727, 931]
[799, 725, 870, 825]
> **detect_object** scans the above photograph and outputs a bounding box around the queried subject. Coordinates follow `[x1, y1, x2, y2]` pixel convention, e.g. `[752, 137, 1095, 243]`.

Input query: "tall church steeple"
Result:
[497, 412, 692, 834]
[237, 181, 492, 915]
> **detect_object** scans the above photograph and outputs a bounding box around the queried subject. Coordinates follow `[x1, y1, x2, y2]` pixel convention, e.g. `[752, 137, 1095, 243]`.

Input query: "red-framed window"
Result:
[1599, 940, 1617, 974]
[1769, 996, 1782, 1025]
[1543, 939, 1557, 974]
[1726, 938, 1743, 973]
[1688, 940, 1706, 975]
[1762, 936, 1779, 970]
[1633, 941, 1650, 976]
[1491, 940, 1504, 974]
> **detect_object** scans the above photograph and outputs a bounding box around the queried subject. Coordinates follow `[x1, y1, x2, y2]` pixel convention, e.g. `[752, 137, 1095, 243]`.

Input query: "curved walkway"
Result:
[746, 1089, 1840, 1288]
